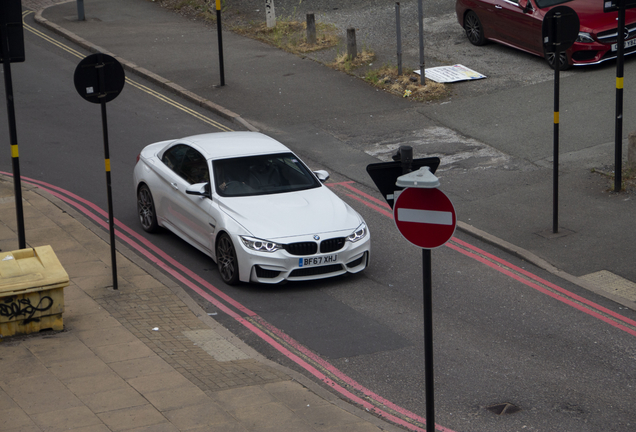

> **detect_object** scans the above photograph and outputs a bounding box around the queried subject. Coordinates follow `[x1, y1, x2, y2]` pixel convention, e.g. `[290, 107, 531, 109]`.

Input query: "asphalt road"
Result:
[2, 8, 636, 432]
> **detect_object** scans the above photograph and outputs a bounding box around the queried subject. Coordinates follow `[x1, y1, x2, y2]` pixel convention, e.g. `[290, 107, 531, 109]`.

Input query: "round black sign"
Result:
[73, 53, 125, 104]
[542, 6, 580, 53]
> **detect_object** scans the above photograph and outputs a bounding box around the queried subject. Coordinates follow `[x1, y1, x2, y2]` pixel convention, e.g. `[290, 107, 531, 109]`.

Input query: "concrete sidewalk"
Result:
[0, 176, 398, 431]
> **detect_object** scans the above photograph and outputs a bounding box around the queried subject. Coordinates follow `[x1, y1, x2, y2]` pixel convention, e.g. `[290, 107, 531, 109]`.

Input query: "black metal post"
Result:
[216, 0, 225, 86]
[396, 2, 402, 76]
[615, 0, 625, 192]
[97, 56, 118, 290]
[76, 0, 85, 21]
[423, 248, 435, 432]
[306, 13, 317, 46]
[417, 0, 425, 85]
[1, 23, 26, 249]
[552, 14, 561, 234]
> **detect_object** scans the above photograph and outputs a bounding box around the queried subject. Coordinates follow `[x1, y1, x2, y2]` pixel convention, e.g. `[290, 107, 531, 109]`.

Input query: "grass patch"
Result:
[363, 65, 449, 102]
[330, 50, 376, 73]
[591, 166, 636, 192]
[231, 20, 340, 54]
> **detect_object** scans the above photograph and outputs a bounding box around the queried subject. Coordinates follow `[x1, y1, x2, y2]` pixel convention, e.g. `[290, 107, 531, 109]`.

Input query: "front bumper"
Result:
[233, 232, 371, 284]
[570, 39, 636, 66]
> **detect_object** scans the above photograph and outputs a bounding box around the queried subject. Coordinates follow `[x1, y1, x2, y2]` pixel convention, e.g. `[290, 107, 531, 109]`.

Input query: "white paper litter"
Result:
[415, 64, 486, 83]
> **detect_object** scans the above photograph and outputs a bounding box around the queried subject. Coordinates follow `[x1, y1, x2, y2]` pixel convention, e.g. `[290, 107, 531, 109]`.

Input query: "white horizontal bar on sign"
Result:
[397, 208, 453, 225]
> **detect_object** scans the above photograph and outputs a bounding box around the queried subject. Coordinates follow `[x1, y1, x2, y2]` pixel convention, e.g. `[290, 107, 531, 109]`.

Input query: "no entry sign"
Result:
[394, 187, 456, 249]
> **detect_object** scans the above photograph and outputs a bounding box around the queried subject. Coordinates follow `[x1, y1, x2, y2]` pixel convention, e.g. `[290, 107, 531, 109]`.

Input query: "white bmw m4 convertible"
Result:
[133, 132, 370, 285]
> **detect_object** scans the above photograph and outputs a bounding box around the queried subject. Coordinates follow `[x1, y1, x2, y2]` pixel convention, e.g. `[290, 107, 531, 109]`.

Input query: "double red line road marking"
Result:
[9, 173, 636, 432]
[330, 180, 636, 338]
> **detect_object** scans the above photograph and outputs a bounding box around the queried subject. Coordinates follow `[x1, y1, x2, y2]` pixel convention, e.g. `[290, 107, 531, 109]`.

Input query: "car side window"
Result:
[161, 144, 209, 185]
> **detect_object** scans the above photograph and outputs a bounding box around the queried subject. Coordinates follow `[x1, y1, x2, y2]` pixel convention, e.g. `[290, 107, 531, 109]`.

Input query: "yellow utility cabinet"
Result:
[0, 246, 69, 337]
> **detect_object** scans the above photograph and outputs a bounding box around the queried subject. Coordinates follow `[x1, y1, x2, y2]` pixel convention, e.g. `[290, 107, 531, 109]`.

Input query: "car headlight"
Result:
[347, 223, 368, 243]
[240, 236, 282, 252]
[576, 32, 594, 43]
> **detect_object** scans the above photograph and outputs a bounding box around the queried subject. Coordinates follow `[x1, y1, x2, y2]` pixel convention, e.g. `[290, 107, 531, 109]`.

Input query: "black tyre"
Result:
[545, 50, 571, 71]
[216, 233, 240, 285]
[464, 11, 486, 46]
[137, 184, 159, 233]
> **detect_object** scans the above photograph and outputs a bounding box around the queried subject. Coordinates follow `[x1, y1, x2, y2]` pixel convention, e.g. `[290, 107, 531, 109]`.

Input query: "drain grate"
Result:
[486, 403, 521, 415]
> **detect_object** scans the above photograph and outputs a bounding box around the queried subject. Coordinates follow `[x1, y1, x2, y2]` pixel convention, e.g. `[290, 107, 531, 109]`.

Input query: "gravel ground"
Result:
[26, 0, 565, 99]
[209, 0, 563, 100]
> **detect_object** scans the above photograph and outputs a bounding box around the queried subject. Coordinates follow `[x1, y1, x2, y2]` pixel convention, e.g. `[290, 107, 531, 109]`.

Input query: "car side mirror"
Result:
[186, 182, 212, 199]
[519, 0, 530, 12]
[313, 170, 330, 182]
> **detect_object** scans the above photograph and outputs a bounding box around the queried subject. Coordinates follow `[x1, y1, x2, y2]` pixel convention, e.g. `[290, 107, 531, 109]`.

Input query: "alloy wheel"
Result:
[137, 185, 158, 232]
[217, 234, 239, 285]
[465, 11, 486, 46]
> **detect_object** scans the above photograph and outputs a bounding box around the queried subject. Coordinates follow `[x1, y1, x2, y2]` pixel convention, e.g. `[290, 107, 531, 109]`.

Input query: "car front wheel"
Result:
[216, 233, 240, 285]
[464, 11, 486, 46]
[137, 184, 159, 233]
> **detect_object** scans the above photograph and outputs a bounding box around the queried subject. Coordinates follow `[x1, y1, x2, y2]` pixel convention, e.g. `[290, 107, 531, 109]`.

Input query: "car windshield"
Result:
[213, 152, 322, 197]
[534, 0, 573, 9]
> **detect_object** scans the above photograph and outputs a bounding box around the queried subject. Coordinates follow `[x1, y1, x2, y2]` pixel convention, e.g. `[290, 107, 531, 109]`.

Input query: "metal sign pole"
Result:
[542, 6, 578, 233]
[417, 0, 425, 85]
[216, 0, 225, 87]
[100, 100, 117, 290]
[370, 158, 453, 432]
[96, 59, 118, 291]
[74, 53, 125, 291]
[422, 248, 435, 432]
[552, 13, 561, 234]
[0, 24, 26, 249]
[615, 0, 626, 192]
[395, 2, 402, 76]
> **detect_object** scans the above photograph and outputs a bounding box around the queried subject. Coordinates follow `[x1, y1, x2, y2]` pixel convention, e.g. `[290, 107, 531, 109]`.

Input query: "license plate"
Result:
[612, 37, 636, 51]
[298, 254, 338, 267]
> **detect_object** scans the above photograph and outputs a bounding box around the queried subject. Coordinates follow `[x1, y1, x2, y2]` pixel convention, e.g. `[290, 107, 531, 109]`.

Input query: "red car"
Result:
[456, 0, 636, 69]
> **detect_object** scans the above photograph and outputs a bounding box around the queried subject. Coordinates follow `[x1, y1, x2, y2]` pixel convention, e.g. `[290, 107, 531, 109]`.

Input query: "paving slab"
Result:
[64, 371, 130, 396]
[81, 386, 148, 413]
[48, 356, 113, 381]
[127, 370, 195, 394]
[76, 325, 140, 348]
[96, 404, 167, 432]
[162, 401, 238, 429]
[142, 385, 209, 412]
[3, 373, 84, 415]
[91, 339, 156, 363]
[108, 356, 175, 380]
[30, 405, 103, 431]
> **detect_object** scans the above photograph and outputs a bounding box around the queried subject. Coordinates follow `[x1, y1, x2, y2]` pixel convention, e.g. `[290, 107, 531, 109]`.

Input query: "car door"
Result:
[470, 0, 502, 41]
[159, 144, 215, 253]
[495, 0, 543, 55]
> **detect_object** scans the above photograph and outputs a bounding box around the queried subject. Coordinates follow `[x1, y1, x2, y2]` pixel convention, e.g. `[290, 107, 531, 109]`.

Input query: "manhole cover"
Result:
[486, 403, 521, 415]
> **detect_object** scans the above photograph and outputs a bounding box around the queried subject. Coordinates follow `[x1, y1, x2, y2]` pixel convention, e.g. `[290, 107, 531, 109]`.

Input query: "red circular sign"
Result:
[394, 188, 456, 249]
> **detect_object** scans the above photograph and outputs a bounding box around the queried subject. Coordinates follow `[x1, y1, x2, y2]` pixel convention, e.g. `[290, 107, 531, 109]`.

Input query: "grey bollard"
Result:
[266, 0, 276, 28]
[347, 28, 357, 60]
[629, 131, 636, 170]
[77, 0, 85, 21]
[307, 13, 316, 45]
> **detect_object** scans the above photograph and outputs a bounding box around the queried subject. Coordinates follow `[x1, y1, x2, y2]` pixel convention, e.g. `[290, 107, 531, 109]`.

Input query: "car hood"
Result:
[219, 186, 362, 240]
[555, 0, 636, 32]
